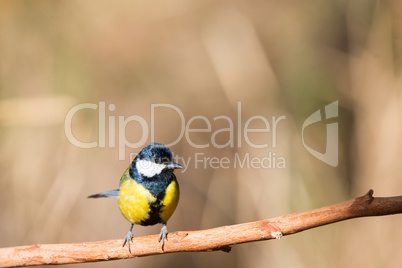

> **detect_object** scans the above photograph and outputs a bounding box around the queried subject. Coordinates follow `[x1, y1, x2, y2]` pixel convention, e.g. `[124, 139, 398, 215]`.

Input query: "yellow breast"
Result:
[118, 178, 157, 225]
[159, 179, 180, 223]
[117, 169, 180, 225]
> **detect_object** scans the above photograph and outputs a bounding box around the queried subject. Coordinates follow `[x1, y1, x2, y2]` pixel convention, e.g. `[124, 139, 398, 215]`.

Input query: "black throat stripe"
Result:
[129, 162, 175, 200]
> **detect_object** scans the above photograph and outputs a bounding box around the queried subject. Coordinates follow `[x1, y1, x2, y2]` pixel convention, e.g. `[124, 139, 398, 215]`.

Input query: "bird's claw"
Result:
[122, 230, 134, 253]
[158, 224, 168, 251]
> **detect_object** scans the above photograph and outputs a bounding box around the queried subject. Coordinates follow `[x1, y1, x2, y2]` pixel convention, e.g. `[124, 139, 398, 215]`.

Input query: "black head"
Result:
[134, 143, 182, 178]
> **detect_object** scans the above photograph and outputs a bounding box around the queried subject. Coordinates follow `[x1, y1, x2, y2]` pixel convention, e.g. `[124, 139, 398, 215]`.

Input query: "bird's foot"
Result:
[158, 224, 168, 251]
[122, 230, 134, 253]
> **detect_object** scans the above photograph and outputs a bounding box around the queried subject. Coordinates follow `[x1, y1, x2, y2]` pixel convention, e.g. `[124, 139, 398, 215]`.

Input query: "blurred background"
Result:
[1, 0, 401, 267]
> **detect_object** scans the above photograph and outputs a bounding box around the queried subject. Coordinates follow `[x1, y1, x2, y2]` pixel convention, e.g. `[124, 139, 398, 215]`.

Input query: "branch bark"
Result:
[1, 189, 401, 267]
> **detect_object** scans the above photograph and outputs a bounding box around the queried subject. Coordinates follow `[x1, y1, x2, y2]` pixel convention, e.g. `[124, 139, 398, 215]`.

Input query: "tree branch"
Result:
[1, 189, 401, 267]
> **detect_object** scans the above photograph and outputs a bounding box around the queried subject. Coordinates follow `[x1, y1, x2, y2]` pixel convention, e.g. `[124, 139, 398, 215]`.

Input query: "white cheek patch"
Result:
[136, 159, 166, 177]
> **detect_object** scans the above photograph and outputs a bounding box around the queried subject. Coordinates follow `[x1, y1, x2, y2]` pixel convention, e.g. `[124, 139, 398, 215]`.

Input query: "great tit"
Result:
[88, 143, 181, 252]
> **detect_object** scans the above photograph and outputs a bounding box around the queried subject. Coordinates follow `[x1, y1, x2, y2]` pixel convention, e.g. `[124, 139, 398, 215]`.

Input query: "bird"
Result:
[88, 143, 181, 252]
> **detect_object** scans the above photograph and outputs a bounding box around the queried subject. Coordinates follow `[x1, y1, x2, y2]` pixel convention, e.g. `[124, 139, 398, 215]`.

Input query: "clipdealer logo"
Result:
[64, 101, 338, 170]
[302, 101, 338, 167]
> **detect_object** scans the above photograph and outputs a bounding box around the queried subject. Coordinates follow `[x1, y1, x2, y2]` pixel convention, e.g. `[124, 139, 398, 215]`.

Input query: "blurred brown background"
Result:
[1, 1, 401, 267]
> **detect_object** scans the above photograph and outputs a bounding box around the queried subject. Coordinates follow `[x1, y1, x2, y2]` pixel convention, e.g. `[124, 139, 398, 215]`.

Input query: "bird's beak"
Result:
[168, 162, 182, 169]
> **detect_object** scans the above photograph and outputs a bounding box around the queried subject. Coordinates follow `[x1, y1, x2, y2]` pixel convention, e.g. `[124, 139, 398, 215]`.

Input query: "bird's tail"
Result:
[88, 190, 119, 198]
